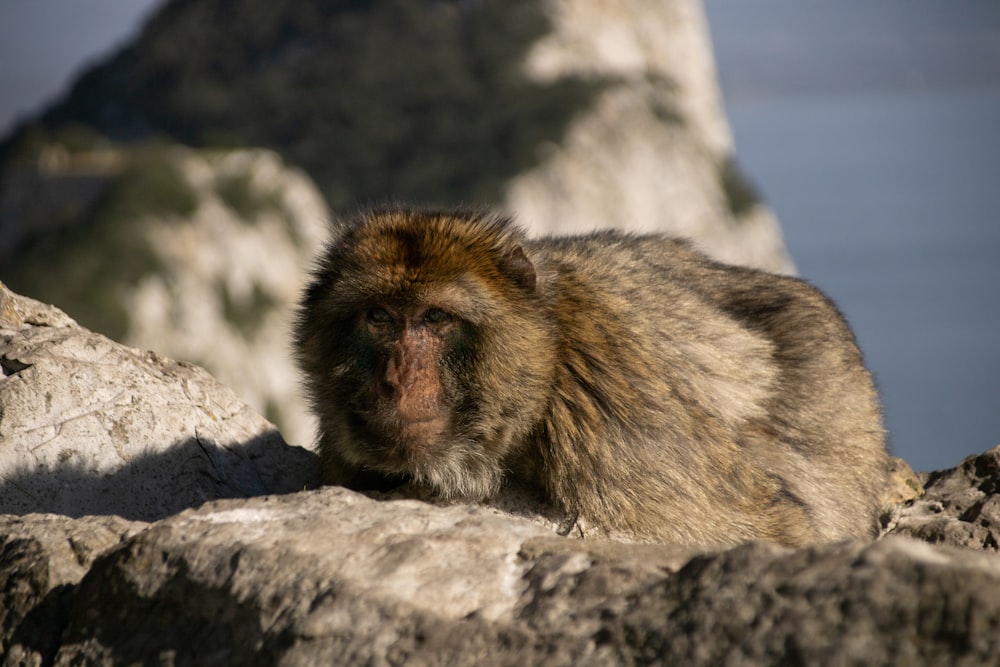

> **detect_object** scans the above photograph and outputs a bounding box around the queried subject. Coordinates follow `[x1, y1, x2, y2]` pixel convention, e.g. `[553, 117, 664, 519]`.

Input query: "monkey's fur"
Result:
[295, 207, 888, 547]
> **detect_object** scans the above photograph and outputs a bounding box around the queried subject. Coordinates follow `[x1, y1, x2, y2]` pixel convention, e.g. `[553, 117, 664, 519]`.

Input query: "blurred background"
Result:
[704, 1, 1000, 472]
[0, 0, 997, 471]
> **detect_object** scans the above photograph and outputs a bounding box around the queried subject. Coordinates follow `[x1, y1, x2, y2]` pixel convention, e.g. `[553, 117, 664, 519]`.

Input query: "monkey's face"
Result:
[298, 209, 558, 499]
[350, 300, 473, 471]
[331, 288, 526, 500]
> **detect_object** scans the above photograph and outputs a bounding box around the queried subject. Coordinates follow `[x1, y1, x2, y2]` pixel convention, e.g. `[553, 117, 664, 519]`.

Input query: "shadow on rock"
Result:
[0, 431, 320, 521]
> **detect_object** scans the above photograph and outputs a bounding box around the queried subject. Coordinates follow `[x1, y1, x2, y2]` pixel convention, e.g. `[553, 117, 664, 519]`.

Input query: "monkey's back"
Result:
[526, 232, 887, 546]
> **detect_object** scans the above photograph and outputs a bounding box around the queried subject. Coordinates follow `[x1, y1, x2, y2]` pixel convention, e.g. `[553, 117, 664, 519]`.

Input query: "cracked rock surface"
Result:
[890, 445, 1000, 551]
[3, 497, 1000, 666]
[0, 283, 318, 521]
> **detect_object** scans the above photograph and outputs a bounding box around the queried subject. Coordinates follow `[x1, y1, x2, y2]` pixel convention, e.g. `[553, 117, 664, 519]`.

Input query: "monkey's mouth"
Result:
[395, 415, 449, 450]
[359, 410, 451, 465]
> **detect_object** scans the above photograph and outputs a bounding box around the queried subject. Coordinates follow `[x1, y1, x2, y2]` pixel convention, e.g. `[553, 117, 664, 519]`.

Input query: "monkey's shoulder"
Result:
[528, 230, 689, 262]
[526, 230, 784, 297]
[527, 230, 851, 343]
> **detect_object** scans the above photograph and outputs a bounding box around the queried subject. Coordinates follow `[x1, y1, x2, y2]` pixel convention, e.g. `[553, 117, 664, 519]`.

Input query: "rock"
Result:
[506, 0, 795, 274]
[3, 493, 1000, 665]
[0, 282, 319, 521]
[4, 284, 1000, 664]
[0, 285, 75, 331]
[0, 514, 144, 665]
[598, 537, 1000, 665]
[888, 444, 1000, 551]
[882, 455, 925, 506]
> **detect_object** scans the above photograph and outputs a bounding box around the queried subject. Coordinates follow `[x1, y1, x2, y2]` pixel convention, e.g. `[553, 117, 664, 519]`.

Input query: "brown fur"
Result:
[295, 206, 888, 547]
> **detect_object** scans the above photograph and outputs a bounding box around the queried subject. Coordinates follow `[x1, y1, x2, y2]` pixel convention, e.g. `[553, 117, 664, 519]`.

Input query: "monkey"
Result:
[293, 205, 888, 547]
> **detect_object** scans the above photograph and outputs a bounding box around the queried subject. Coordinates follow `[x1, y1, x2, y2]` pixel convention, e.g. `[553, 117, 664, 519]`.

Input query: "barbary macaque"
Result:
[294, 206, 888, 547]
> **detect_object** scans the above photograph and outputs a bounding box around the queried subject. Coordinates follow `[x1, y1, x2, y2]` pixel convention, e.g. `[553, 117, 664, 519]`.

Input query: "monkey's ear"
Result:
[499, 245, 537, 293]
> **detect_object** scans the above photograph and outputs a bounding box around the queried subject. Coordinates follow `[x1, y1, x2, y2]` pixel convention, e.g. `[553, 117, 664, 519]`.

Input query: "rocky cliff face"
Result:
[2, 283, 999, 665]
[506, 0, 793, 273]
[3, 0, 791, 271]
[117, 148, 329, 448]
[3, 147, 328, 448]
[0, 283, 318, 521]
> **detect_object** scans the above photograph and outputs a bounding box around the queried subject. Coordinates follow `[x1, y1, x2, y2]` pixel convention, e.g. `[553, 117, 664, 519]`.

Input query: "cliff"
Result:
[2, 0, 791, 271]
[2, 146, 328, 447]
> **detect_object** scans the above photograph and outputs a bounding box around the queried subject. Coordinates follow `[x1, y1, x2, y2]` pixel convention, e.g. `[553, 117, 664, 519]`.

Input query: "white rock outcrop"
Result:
[0, 282, 318, 520]
[505, 0, 794, 274]
[118, 148, 329, 449]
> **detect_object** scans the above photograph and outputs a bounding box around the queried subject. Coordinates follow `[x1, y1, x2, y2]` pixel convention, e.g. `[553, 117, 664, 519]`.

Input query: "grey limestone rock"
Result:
[506, 0, 795, 274]
[0, 282, 319, 521]
[3, 494, 1000, 666]
[888, 444, 1000, 551]
[0, 513, 144, 665]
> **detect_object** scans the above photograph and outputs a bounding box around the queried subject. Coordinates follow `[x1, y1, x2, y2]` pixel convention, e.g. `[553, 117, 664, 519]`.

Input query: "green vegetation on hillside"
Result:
[3, 146, 195, 339]
[14, 0, 608, 211]
[216, 170, 284, 223]
[719, 156, 762, 217]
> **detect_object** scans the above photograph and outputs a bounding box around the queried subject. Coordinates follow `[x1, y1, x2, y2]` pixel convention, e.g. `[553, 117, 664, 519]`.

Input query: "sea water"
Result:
[727, 87, 1000, 471]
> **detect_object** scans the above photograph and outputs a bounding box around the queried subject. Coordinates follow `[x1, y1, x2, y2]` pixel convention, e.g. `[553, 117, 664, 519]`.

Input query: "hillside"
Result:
[2, 0, 790, 265]
[2, 0, 602, 211]
[0, 0, 795, 444]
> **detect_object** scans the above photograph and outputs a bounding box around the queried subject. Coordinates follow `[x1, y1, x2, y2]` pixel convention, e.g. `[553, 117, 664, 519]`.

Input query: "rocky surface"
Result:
[0, 282, 318, 521]
[890, 445, 1000, 551]
[507, 0, 794, 274]
[3, 284, 1000, 665]
[3, 494, 1000, 665]
[0, 514, 145, 665]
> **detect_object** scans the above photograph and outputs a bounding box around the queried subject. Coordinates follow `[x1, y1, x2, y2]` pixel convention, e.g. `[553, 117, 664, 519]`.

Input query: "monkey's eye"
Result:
[366, 307, 393, 324]
[423, 308, 453, 325]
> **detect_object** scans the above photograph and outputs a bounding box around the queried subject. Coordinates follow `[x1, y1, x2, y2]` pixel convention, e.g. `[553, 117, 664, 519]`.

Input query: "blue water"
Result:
[727, 87, 1000, 472]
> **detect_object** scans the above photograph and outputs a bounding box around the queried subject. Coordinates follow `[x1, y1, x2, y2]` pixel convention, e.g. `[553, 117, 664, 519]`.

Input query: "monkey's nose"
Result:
[385, 352, 421, 390]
